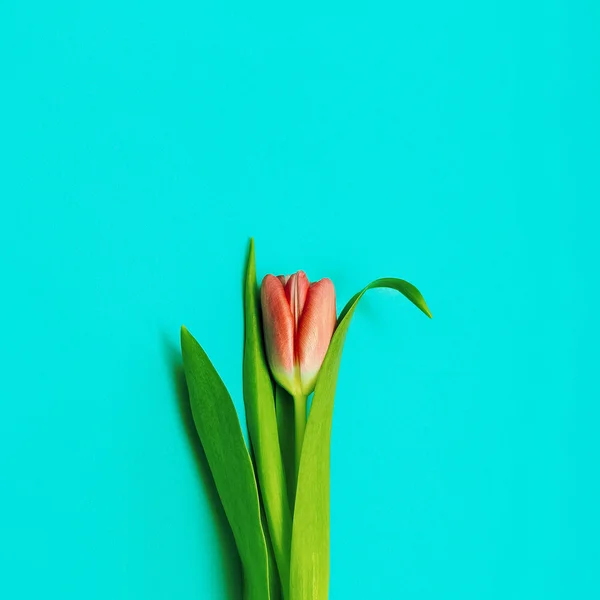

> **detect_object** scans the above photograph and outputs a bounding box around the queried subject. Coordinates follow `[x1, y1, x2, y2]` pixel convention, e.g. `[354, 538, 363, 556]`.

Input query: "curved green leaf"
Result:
[243, 239, 293, 597]
[290, 279, 432, 600]
[180, 326, 270, 600]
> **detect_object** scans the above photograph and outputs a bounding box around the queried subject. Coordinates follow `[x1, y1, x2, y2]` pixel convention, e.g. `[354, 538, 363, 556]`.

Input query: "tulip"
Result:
[261, 271, 336, 476]
[261, 271, 337, 397]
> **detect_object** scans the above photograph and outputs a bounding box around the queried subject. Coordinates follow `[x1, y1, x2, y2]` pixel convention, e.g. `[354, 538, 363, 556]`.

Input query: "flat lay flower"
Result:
[180, 239, 431, 600]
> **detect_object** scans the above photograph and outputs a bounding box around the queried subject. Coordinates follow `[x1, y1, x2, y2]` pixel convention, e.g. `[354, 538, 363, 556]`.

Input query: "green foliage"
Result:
[181, 237, 432, 600]
[290, 279, 432, 600]
[243, 239, 293, 597]
[180, 326, 271, 600]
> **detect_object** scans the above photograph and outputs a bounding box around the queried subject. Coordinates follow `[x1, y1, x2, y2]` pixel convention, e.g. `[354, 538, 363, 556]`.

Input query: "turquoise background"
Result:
[1, 1, 598, 598]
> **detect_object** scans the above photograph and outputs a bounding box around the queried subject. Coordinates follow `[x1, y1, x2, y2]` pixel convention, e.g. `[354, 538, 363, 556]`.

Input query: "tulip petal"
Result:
[296, 278, 336, 395]
[284, 271, 310, 332]
[261, 275, 296, 390]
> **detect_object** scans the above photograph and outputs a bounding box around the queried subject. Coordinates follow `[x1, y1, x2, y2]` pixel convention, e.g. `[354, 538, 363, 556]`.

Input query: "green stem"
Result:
[293, 394, 307, 484]
[276, 386, 296, 510]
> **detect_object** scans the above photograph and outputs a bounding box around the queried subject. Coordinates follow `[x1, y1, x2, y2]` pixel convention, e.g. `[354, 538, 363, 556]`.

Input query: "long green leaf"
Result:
[180, 326, 270, 600]
[290, 279, 432, 600]
[243, 239, 293, 597]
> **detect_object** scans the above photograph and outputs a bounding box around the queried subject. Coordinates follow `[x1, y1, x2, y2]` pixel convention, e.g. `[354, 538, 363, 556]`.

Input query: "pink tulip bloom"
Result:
[261, 271, 337, 397]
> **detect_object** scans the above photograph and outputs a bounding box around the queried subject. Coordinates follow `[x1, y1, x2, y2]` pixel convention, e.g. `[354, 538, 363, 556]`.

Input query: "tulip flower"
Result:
[180, 239, 432, 600]
[261, 271, 336, 397]
[261, 271, 336, 474]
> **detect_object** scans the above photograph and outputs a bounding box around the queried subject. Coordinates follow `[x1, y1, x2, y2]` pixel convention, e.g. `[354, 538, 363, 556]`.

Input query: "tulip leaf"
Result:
[180, 326, 271, 600]
[290, 279, 432, 600]
[243, 239, 293, 597]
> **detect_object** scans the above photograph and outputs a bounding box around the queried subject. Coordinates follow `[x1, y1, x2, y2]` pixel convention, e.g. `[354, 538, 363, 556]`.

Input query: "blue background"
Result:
[1, 2, 598, 598]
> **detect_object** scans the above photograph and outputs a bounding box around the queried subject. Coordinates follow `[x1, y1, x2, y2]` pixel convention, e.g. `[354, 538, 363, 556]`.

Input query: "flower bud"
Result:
[261, 271, 336, 396]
